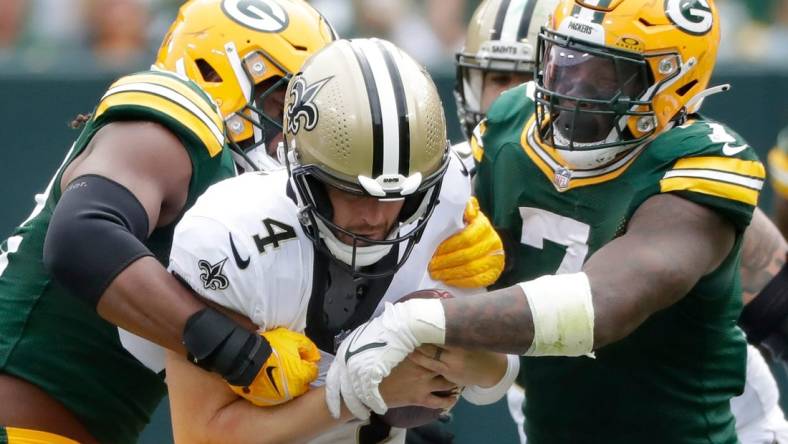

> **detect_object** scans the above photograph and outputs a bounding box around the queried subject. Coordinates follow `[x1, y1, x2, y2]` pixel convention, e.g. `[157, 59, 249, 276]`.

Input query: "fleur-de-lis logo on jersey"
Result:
[286, 76, 332, 135]
[198, 258, 230, 290]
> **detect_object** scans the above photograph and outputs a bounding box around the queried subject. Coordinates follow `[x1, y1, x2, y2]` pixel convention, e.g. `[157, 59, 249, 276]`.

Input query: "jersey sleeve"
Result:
[658, 121, 765, 230]
[168, 173, 313, 331]
[92, 70, 225, 161]
[169, 213, 261, 322]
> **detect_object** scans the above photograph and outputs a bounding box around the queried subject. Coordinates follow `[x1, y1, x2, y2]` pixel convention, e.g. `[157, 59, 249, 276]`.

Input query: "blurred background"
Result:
[0, 1, 786, 443]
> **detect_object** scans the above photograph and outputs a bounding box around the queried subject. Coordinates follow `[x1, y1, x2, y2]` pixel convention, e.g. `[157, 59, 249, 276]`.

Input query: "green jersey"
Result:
[475, 83, 764, 443]
[0, 70, 235, 444]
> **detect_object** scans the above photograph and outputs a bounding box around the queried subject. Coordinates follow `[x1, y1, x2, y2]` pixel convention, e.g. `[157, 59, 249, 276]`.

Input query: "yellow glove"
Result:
[229, 327, 321, 407]
[429, 196, 505, 288]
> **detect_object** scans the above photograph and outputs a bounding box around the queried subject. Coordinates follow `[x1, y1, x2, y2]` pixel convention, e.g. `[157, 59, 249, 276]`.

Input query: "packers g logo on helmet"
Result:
[221, 0, 289, 33]
[286, 76, 332, 135]
[664, 0, 713, 35]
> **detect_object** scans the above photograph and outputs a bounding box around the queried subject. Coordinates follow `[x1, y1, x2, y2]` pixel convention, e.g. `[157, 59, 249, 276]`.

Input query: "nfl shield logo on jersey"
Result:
[554, 167, 572, 191]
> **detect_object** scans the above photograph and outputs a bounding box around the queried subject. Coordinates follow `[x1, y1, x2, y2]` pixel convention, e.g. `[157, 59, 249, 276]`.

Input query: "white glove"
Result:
[325, 299, 446, 418]
[325, 352, 371, 420]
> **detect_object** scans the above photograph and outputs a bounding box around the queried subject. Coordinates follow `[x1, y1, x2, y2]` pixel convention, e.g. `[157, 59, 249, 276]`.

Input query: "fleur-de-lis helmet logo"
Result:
[286, 75, 332, 135]
[198, 258, 230, 290]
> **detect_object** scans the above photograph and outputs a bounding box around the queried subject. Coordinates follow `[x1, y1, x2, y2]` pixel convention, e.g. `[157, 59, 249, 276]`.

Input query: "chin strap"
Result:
[685, 83, 731, 114]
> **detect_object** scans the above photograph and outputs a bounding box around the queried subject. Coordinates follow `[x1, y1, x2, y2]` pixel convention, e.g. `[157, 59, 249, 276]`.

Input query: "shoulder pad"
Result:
[169, 171, 313, 330]
[94, 70, 225, 157]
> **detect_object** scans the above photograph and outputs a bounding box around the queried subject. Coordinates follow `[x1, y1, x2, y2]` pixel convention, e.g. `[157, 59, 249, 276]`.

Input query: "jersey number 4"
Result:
[520, 207, 590, 273]
[253, 218, 297, 253]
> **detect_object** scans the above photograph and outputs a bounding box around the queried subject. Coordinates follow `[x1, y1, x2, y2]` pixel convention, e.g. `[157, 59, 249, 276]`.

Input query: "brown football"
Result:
[380, 289, 456, 428]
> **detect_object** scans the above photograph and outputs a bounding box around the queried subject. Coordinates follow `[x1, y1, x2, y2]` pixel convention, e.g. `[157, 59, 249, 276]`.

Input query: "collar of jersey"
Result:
[519, 115, 647, 192]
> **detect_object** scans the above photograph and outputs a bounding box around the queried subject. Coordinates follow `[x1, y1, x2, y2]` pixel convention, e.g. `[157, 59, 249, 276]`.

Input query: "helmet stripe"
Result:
[355, 39, 404, 178]
[375, 40, 411, 177]
[516, 0, 538, 42]
[501, 0, 528, 42]
[349, 41, 384, 177]
[491, 0, 512, 40]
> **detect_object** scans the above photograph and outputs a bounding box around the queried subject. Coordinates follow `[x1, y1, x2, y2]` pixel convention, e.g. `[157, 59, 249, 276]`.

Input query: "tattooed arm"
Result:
[442, 194, 735, 352]
[740, 208, 787, 305]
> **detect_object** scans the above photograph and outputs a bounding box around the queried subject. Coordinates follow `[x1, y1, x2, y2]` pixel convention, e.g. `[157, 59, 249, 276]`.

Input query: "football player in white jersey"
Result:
[450, 1, 788, 443]
[162, 38, 518, 443]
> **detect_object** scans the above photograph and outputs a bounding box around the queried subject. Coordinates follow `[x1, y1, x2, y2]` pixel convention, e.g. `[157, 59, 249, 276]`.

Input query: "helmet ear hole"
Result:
[196, 59, 222, 83]
[676, 79, 699, 97]
[399, 190, 428, 223]
[305, 176, 333, 221]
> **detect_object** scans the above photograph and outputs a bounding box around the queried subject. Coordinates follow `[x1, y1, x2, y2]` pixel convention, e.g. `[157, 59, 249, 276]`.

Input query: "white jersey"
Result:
[125, 154, 474, 443]
[505, 344, 788, 444]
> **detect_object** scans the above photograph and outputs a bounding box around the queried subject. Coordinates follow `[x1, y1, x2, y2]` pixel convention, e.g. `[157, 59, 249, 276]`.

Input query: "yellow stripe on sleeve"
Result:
[5, 427, 80, 444]
[672, 156, 765, 179]
[108, 73, 223, 130]
[95, 91, 223, 156]
[660, 176, 760, 206]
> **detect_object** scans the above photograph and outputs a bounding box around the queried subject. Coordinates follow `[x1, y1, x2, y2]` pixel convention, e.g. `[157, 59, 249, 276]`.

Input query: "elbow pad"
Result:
[43, 175, 153, 307]
[739, 261, 788, 360]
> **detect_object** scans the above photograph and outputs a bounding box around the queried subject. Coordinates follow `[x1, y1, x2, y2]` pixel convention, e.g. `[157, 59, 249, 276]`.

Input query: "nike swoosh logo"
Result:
[722, 143, 748, 156]
[342, 322, 389, 361]
[345, 342, 388, 362]
[229, 233, 250, 270]
[265, 366, 280, 396]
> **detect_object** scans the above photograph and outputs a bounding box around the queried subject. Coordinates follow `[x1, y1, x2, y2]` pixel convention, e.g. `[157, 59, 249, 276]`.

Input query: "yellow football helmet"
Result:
[534, 0, 722, 170]
[155, 0, 336, 171]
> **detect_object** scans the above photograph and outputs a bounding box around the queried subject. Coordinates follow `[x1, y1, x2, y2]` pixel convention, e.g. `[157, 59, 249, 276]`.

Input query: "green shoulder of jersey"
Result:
[66, 68, 236, 229]
[630, 117, 764, 230]
[470, 82, 536, 164]
[92, 69, 226, 159]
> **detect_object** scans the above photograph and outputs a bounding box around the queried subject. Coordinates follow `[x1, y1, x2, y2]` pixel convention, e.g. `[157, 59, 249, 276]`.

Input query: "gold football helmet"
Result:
[455, 0, 559, 137]
[534, 0, 722, 170]
[283, 38, 450, 277]
[155, 0, 336, 171]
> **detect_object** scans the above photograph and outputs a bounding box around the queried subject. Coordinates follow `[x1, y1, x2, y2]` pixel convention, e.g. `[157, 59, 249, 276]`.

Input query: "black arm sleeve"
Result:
[43, 174, 153, 307]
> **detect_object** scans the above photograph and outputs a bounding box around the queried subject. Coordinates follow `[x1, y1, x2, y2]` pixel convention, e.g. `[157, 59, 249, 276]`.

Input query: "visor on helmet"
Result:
[535, 29, 654, 154]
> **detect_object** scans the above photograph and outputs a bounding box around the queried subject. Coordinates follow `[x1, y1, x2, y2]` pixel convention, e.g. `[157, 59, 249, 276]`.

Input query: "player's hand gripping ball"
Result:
[381, 289, 459, 428]
[230, 327, 320, 406]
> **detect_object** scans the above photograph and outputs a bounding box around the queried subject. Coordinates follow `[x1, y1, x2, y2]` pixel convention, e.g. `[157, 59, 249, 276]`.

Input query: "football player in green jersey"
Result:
[326, 1, 776, 442]
[452, 1, 788, 443]
[0, 1, 336, 442]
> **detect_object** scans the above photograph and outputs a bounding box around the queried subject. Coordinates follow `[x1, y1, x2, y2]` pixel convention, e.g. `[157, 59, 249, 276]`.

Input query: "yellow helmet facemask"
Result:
[155, 0, 336, 171]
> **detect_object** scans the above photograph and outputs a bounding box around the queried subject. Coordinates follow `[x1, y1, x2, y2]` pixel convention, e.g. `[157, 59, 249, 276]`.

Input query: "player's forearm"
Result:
[209, 388, 350, 444]
[442, 194, 735, 354]
[442, 286, 534, 354]
[98, 256, 205, 353]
